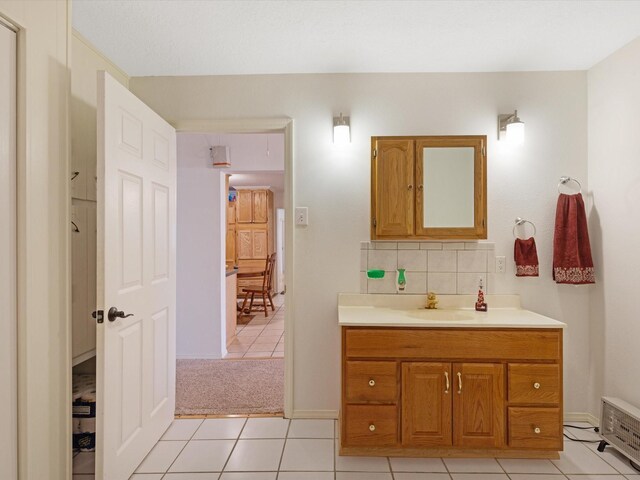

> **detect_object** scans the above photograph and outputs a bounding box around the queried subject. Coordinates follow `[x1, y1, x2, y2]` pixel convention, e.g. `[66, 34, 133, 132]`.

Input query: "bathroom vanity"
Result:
[339, 294, 566, 458]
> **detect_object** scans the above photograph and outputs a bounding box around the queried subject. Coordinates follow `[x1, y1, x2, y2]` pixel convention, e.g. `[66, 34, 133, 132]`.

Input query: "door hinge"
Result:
[92, 310, 104, 324]
[373, 218, 377, 227]
[373, 149, 377, 159]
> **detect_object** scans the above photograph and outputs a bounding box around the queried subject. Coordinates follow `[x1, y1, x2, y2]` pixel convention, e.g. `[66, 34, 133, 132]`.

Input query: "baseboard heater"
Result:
[598, 397, 640, 468]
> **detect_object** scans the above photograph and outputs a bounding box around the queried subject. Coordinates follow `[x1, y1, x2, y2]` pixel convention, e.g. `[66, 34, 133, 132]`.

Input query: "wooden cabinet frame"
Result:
[371, 136, 487, 240]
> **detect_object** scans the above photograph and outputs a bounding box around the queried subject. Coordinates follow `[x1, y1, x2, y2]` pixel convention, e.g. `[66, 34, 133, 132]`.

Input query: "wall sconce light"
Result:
[333, 112, 351, 144]
[498, 110, 525, 145]
[210, 145, 231, 168]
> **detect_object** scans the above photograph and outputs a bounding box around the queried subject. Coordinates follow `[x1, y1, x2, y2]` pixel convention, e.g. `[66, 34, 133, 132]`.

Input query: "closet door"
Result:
[0, 21, 17, 480]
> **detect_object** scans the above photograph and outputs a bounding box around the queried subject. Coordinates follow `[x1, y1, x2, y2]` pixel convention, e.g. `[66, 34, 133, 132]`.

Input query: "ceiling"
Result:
[73, 0, 640, 76]
[229, 172, 285, 192]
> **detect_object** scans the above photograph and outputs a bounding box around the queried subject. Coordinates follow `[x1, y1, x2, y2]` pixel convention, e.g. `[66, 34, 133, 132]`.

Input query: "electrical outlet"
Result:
[295, 207, 308, 226]
[496, 256, 506, 273]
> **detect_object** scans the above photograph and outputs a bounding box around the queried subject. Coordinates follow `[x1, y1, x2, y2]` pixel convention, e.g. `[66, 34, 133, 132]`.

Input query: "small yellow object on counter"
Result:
[425, 291, 439, 309]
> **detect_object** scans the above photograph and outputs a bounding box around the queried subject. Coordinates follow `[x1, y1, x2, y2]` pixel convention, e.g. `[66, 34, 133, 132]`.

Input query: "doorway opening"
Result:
[175, 131, 287, 417]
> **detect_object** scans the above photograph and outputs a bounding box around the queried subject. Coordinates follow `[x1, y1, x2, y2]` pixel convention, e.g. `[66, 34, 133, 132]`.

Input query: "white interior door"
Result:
[0, 20, 17, 480]
[276, 208, 285, 293]
[96, 71, 176, 480]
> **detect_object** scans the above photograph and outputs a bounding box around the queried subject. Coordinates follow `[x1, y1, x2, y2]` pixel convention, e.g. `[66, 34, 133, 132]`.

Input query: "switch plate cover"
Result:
[295, 207, 308, 226]
[496, 256, 506, 273]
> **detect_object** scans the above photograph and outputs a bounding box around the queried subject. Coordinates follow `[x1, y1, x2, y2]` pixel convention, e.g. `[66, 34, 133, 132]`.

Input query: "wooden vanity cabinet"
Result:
[341, 326, 563, 458]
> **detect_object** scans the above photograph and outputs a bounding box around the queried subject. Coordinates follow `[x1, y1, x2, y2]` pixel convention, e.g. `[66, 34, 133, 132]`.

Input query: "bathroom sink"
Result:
[405, 309, 476, 321]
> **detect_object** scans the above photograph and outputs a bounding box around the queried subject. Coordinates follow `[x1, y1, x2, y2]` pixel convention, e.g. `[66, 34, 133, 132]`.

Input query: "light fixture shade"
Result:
[211, 145, 231, 168]
[506, 120, 525, 145]
[333, 113, 350, 144]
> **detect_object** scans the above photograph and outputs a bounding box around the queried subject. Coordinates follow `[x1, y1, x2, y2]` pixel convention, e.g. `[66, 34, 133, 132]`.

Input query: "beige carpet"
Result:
[176, 359, 284, 415]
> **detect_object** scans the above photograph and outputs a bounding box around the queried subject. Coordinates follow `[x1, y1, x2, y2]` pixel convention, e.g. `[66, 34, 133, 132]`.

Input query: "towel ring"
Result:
[558, 176, 582, 194]
[513, 217, 536, 239]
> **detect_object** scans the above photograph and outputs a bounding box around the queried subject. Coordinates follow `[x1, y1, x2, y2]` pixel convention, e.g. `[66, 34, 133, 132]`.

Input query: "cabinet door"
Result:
[236, 190, 253, 223]
[453, 363, 504, 448]
[252, 230, 268, 259]
[402, 362, 452, 447]
[373, 139, 415, 237]
[227, 202, 236, 225]
[226, 224, 236, 264]
[252, 190, 268, 223]
[237, 230, 253, 259]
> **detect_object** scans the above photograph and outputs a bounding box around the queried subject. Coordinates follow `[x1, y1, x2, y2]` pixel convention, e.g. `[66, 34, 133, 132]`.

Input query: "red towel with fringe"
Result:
[553, 193, 595, 284]
[514, 238, 539, 277]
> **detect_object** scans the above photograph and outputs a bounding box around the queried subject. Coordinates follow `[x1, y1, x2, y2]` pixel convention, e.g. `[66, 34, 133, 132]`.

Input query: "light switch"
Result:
[295, 207, 308, 226]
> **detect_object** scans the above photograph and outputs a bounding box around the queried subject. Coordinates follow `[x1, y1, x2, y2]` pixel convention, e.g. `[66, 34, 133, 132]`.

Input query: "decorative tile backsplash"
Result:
[360, 241, 495, 295]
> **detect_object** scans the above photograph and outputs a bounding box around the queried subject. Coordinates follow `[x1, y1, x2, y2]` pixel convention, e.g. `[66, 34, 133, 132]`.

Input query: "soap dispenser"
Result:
[397, 268, 406, 292]
[475, 278, 488, 312]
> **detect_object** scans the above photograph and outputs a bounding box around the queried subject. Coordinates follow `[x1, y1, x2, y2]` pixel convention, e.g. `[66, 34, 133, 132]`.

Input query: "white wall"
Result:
[587, 36, 640, 417]
[176, 135, 227, 358]
[0, 1, 70, 478]
[131, 71, 590, 416]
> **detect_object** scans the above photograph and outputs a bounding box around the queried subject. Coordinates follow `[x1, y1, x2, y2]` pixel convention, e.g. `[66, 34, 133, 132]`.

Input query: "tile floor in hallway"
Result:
[71, 419, 640, 479]
[226, 294, 285, 359]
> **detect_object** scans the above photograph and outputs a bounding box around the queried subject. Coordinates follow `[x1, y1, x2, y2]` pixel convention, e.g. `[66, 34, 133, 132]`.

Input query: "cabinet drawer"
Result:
[346, 361, 397, 404]
[345, 328, 561, 361]
[509, 364, 560, 405]
[343, 405, 398, 447]
[508, 407, 562, 450]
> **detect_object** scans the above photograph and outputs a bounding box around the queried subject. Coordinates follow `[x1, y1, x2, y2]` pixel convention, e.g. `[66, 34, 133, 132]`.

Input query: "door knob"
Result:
[107, 307, 134, 322]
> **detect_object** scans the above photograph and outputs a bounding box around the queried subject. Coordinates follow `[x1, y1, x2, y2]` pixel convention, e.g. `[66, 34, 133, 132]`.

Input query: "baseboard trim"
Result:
[176, 354, 223, 360]
[290, 410, 339, 419]
[564, 412, 600, 427]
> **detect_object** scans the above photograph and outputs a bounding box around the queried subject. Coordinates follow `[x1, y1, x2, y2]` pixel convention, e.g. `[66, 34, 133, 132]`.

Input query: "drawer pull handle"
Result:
[368, 379, 376, 387]
[369, 424, 376, 432]
[457, 372, 462, 394]
[534, 427, 541, 434]
[444, 371, 450, 394]
[533, 382, 541, 389]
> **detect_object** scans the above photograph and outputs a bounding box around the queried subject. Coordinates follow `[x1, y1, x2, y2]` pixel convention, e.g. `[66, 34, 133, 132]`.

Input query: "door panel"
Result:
[402, 362, 452, 446]
[236, 190, 253, 223]
[97, 71, 176, 480]
[453, 363, 504, 448]
[252, 230, 268, 259]
[252, 190, 268, 223]
[374, 140, 415, 237]
[237, 230, 253, 259]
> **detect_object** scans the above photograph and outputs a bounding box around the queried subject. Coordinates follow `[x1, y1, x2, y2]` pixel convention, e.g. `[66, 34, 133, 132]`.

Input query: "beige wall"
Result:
[0, 1, 70, 479]
[588, 36, 640, 418]
[130, 72, 591, 418]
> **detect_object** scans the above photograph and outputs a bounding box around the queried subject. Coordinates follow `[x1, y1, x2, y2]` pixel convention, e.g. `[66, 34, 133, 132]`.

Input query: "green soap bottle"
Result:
[397, 268, 406, 292]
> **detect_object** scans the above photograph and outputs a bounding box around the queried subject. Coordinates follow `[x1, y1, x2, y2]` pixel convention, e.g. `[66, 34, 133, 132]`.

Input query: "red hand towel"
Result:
[514, 237, 539, 277]
[553, 193, 595, 284]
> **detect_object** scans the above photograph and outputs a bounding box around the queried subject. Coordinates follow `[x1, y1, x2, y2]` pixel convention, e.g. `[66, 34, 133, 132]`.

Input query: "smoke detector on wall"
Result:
[210, 145, 231, 168]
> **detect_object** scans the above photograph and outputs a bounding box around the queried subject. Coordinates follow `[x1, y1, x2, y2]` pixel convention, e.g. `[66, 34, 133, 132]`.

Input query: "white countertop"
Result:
[338, 294, 566, 329]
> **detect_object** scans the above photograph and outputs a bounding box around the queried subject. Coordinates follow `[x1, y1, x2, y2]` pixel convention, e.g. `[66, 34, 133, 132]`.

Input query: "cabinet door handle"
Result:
[368, 379, 376, 387]
[534, 427, 541, 434]
[457, 372, 462, 394]
[407, 184, 413, 190]
[444, 371, 450, 393]
[533, 382, 541, 389]
[369, 424, 376, 432]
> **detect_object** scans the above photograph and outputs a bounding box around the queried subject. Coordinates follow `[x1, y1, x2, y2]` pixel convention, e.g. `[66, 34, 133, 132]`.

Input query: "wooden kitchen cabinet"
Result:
[236, 188, 270, 224]
[341, 326, 563, 458]
[236, 190, 253, 223]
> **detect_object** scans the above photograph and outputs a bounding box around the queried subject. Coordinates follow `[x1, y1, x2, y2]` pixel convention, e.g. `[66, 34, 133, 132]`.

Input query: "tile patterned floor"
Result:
[72, 420, 640, 479]
[225, 294, 285, 359]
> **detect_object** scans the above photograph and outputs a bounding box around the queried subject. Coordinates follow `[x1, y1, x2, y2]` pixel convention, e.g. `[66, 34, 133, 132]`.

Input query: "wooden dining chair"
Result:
[239, 253, 277, 317]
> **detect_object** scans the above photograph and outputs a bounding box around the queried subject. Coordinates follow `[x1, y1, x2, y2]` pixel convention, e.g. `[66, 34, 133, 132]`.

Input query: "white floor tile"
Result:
[225, 439, 285, 471]
[241, 418, 290, 439]
[563, 424, 600, 441]
[335, 450, 390, 472]
[162, 419, 204, 441]
[219, 473, 277, 480]
[586, 443, 639, 474]
[288, 419, 334, 439]
[567, 476, 627, 480]
[243, 352, 273, 358]
[277, 473, 334, 480]
[508, 475, 566, 480]
[444, 458, 503, 473]
[394, 474, 452, 480]
[129, 475, 163, 480]
[626, 476, 640, 479]
[280, 439, 334, 471]
[390, 457, 447, 472]
[163, 474, 220, 480]
[193, 418, 247, 440]
[552, 441, 619, 474]
[335, 473, 392, 480]
[73, 452, 95, 474]
[497, 458, 561, 474]
[135, 441, 186, 473]
[168, 439, 235, 473]
[450, 475, 509, 480]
